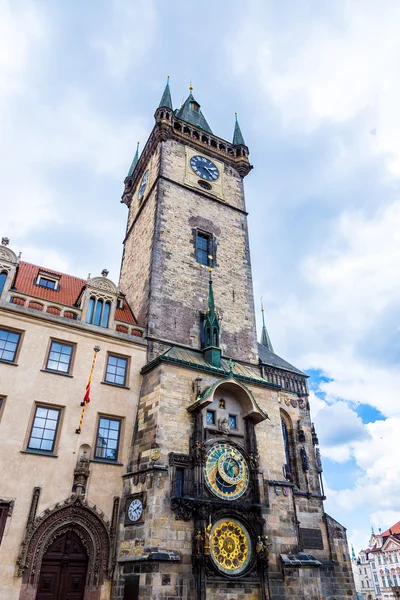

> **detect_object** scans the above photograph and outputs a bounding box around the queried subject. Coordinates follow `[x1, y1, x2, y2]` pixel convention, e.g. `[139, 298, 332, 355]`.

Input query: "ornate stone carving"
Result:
[315, 447, 323, 473]
[0, 246, 17, 263]
[300, 447, 310, 472]
[87, 277, 117, 294]
[16, 494, 111, 585]
[72, 451, 90, 494]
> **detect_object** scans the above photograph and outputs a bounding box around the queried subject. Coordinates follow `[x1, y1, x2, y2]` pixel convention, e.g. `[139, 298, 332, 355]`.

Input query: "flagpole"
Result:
[76, 345, 101, 434]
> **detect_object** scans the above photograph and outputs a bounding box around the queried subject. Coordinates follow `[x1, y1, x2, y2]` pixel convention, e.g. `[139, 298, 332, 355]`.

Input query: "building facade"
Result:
[0, 81, 356, 600]
[353, 523, 400, 600]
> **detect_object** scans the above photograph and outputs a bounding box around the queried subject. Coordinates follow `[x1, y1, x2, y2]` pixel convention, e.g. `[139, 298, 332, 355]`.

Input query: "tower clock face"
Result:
[127, 498, 143, 523]
[210, 518, 252, 575]
[138, 170, 149, 200]
[204, 443, 249, 501]
[190, 155, 219, 181]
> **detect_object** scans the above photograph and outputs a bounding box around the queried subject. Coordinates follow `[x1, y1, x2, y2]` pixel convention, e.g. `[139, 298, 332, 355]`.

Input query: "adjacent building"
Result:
[0, 80, 356, 600]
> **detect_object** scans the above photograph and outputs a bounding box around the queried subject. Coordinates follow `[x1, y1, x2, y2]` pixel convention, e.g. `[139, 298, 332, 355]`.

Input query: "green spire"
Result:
[233, 113, 246, 146]
[175, 85, 213, 133]
[127, 142, 140, 177]
[202, 258, 221, 368]
[260, 302, 274, 352]
[158, 76, 173, 109]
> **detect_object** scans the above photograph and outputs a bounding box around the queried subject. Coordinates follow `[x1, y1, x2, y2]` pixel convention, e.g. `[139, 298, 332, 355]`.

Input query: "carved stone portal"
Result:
[17, 494, 111, 595]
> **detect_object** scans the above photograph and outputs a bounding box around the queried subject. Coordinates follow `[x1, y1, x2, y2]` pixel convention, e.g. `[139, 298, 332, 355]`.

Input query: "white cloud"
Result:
[90, 0, 157, 79]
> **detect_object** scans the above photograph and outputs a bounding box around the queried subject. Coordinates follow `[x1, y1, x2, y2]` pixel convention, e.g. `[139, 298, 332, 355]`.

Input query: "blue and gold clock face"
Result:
[204, 443, 249, 501]
[190, 155, 219, 181]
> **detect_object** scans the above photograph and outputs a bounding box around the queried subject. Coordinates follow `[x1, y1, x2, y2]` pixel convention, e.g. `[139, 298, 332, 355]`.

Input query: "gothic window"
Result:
[175, 468, 184, 497]
[46, 341, 74, 374]
[86, 297, 111, 328]
[0, 272, 7, 296]
[104, 354, 128, 386]
[281, 412, 296, 483]
[0, 328, 21, 363]
[28, 406, 61, 453]
[94, 416, 121, 461]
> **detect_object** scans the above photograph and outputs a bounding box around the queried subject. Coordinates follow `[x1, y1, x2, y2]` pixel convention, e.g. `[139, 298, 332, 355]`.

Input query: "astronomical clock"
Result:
[169, 380, 270, 599]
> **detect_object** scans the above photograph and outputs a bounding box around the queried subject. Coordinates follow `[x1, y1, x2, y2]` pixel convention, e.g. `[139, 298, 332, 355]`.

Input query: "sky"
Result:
[2, 0, 400, 554]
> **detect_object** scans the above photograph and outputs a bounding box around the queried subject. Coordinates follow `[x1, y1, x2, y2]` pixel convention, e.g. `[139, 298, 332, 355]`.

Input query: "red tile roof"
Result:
[12, 261, 137, 326]
[381, 522, 400, 538]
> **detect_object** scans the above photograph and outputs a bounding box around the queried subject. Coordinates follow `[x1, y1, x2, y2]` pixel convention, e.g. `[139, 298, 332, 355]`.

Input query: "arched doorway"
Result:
[36, 530, 88, 600]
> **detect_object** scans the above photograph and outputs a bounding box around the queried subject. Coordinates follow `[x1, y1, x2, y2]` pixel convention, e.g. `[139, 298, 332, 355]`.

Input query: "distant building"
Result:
[352, 522, 400, 600]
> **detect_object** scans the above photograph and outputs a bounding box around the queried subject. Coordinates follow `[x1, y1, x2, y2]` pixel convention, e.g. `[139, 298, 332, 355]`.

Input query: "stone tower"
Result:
[119, 79, 258, 365]
[114, 81, 356, 600]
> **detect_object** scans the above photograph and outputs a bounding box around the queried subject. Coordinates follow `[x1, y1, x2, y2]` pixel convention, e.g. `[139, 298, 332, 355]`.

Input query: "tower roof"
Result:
[175, 88, 212, 133]
[158, 76, 173, 109]
[127, 142, 140, 177]
[233, 113, 246, 146]
[260, 304, 274, 352]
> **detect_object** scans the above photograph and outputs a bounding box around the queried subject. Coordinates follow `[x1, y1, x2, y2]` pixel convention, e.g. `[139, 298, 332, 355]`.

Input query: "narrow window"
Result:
[0, 505, 9, 547]
[206, 410, 215, 425]
[0, 396, 5, 422]
[101, 301, 110, 328]
[196, 232, 211, 266]
[93, 299, 103, 326]
[0, 328, 21, 363]
[28, 406, 61, 452]
[281, 418, 293, 481]
[95, 417, 121, 461]
[0, 272, 7, 296]
[86, 297, 95, 324]
[46, 341, 73, 374]
[105, 354, 128, 386]
[229, 414, 237, 429]
[175, 468, 184, 497]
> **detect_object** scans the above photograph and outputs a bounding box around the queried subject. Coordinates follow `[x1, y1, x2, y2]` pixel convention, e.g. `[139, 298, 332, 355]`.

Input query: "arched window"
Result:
[281, 419, 292, 481]
[93, 299, 103, 326]
[281, 411, 297, 484]
[101, 301, 110, 328]
[0, 271, 7, 296]
[86, 297, 95, 324]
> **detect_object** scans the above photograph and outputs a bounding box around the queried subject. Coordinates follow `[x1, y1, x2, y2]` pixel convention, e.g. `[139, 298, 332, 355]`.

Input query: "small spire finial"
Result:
[260, 299, 274, 352]
[189, 79, 193, 91]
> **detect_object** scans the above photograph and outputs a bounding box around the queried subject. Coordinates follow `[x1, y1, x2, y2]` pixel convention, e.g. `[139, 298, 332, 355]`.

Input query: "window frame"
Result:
[0, 326, 23, 364]
[228, 414, 238, 430]
[93, 415, 123, 463]
[86, 297, 111, 328]
[206, 409, 216, 426]
[103, 353, 129, 388]
[195, 229, 215, 267]
[36, 272, 60, 291]
[44, 339, 75, 376]
[0, 396, 6, 422]
[26, 404, 62, 454]
[0, 504, 9, 547]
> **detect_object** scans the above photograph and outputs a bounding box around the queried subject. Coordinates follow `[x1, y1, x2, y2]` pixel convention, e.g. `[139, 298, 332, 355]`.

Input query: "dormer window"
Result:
[36, 272, 60, 291]
[190, 101, 199, 113]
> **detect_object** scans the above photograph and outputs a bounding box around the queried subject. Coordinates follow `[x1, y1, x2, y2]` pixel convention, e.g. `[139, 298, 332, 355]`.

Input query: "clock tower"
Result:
[114, 81, 355, 600]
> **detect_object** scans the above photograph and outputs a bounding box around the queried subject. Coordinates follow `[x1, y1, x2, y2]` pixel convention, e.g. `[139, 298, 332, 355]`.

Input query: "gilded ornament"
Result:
[150, 448, 161, 461]
[210, 519, 252, 575]
[204, 443, 249, 501]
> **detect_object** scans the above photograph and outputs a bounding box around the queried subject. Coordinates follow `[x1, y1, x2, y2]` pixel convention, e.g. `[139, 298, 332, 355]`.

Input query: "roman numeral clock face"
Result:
[190, 155, 219, 181]
[127, 498, 143, 523]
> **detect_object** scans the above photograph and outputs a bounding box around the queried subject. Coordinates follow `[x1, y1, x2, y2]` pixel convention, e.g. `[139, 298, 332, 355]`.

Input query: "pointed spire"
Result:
[233, 113, 246, 146]
[175, 84, 212, 133]
[260, 301, 274, 352]
[158, 75, 173, 109]
[127, 142, 140, 177]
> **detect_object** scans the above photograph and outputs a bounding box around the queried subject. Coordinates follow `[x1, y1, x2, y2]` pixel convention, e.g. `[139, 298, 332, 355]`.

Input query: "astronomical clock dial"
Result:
[127, 498, 143, 523]
[190, 155, 219, 181]
[210, 518, 252, 576]
[204, 443, 249, 501]
[138, 169, 149, 200]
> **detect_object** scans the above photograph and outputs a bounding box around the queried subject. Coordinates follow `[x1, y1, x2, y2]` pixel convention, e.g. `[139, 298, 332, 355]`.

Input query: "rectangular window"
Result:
[0, 506, 8, 546]
[38, 277, 56, 290]
[95, 417, 121, 461]
[382, 577, 386, 587]
[46, 341, 73, 374]
[105, 354, 128, 386]
[196, 232, 211, 266]
[28, 406, 61, 452]
[393, 575, 398, 585]
[229, 414, 237, 429]
[175, 468, 184, 497]
[206, 410, 215, 425]
[0, 328, 21, 363]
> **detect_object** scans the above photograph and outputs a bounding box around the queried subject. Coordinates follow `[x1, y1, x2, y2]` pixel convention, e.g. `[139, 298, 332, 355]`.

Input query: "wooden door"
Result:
[36, 530, 88, 600]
